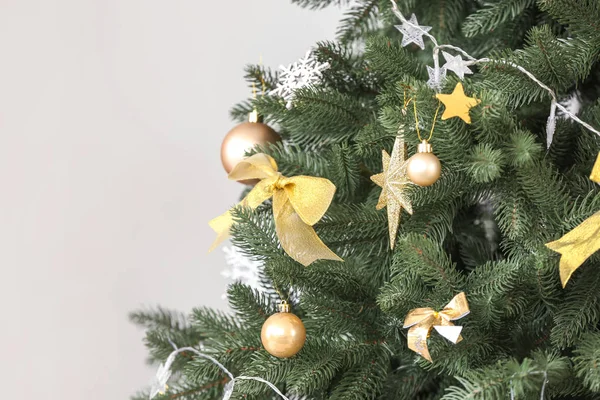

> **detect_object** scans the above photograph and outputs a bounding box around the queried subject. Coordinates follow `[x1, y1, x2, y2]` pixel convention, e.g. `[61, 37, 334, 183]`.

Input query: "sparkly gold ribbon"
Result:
[545, 153, 600, 288]
[591, 153, 600, 183]
[209, 153, 343, 266]
[402, 292, 470, 362]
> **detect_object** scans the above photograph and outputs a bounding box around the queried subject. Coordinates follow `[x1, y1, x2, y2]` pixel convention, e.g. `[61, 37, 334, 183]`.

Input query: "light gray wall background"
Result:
[0, 1, 342, 399]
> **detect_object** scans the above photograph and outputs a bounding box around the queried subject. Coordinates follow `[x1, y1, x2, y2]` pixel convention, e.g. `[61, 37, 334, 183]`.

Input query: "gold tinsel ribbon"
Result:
[402, 292, 470, 362]
[209, 153, 343, 266]
[545, 153, 600, 287]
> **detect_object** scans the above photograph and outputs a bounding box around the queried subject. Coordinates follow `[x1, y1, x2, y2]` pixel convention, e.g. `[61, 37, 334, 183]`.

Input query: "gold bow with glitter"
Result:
[545, 153, 600, 287]
[402, 292, 470, 362]
[209, 153, 343, 266]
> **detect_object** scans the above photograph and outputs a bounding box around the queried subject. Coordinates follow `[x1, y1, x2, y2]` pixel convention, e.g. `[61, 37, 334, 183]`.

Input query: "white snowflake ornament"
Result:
[270, 50, 330, 109]
[426, 65, 447, 91]
[395, 14, 432, 50]
[441, 51, 472, 80]
[558, 90, 582, 118]
[221, 245, 263, 298]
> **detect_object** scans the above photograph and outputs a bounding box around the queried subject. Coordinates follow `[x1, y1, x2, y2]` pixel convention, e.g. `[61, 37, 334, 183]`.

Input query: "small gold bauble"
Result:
[261, 303, 306, 358]
[407, 140, 441, 187]
[221, 112, 280, 185]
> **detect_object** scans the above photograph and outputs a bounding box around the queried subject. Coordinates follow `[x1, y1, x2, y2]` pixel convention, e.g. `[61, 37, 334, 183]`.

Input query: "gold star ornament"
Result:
[435, 82, 481, 124]
[370, 136, 413, 249]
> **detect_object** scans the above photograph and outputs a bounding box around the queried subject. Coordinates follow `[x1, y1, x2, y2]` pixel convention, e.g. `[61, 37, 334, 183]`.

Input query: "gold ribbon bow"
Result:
[209, 153, 343, 266]
[545, 153, 600, 287]
[402, 292, 470, 362]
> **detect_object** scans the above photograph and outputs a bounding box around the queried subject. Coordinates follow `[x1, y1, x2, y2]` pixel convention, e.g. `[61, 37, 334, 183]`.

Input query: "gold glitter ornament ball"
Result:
[261, 302, 306, 358]
[407, 140, 441, 187]
[221, 112, 280, 182]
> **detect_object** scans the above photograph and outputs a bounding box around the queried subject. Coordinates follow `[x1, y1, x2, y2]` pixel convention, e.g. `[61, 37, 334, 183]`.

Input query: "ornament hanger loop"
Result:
[279, 300, 291, 313]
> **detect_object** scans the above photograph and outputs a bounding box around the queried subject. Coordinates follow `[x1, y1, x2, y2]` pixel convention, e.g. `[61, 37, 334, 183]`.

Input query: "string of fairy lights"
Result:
[390, 0, 600, 148]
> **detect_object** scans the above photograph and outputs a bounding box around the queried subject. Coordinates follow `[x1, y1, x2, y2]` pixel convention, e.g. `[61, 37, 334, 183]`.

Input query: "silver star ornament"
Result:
[441, 51, 473, 80]
[426, 65, 447, 91]
[395, 14, 432, 50]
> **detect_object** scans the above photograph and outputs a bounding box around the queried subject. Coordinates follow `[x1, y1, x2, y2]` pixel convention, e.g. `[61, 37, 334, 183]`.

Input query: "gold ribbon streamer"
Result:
[591, 153, 600, 183]
[546, 212, 600, 287]
[209, 153, 343, 266]
[402, 292, 470, 362]
[545, 153, 600, 288]
[546, 153, 600, 288]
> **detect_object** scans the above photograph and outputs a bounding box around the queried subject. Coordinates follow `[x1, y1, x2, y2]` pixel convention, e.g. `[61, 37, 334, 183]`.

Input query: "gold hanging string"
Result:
[250, 57, 267, 123]
[403, 88, 412, 110]
[260, 55, 266, 96]
[413, 97, 442, 142]
[252, 56, 267, 99]
[272, 281, 289, 304]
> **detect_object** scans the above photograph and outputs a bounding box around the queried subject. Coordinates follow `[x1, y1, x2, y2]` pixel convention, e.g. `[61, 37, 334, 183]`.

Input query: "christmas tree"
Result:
[131, 0, 600, 399]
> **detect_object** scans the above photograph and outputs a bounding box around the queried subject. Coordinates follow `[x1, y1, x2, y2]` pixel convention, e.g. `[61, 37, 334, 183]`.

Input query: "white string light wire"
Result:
[149, 343, 291, 400]
[390, 0, 600, 147]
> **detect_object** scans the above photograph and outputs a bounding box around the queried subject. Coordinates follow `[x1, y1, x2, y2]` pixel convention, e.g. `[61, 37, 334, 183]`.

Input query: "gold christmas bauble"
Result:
[221, 113, 280, 184]
[407, 141, 441, 187]
[261, 303, 306, 358]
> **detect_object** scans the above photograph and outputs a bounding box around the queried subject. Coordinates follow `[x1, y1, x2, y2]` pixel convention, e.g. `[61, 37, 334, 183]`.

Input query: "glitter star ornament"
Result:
[395, 13, 431, 50]
[436, 82, 481, 124]
[270, 50, 330, 109]
[441, 51, 472, 80]
[426, 65, 447, 91]
[370, 135, 413, 249]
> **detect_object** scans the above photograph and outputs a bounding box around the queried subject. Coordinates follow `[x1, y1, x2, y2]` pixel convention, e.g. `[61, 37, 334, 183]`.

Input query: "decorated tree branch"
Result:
[132, 1, 600, 399]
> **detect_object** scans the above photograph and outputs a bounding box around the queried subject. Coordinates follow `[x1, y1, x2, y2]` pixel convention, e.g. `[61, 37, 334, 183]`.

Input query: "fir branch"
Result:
[329, 348, 390, 400]
[462, 0, 536, 38]
[189, 308, 240, 339]
[336, 0, 381, 43]
[287, 342, 345, 394]
[302, 292, 381, 338]
[422, 0, 468, 41]
[266, 257, 375, 303]
[466, 260, 523, 297]
[130, 306, 191, 332]
[393, 233, 466, 297]
[315, 41, 379, 94]
[494, 184, 536, 241]
[244, 64, 278, 93]
[441, 351, 571, 400]
[538, 0, 600, 54]
[505, 129, 543, 168]
[291, 0, 351, 10]
[329, 143, 362, 201]
[550, 265, 600, 349]
[229, 207, 285, 262]
[317, 203, 388, 258]
[573, 331, 600, 393]
[226, 283, 276, 330]
[365, 36, 425, 82]
[254, 142, 329, 178]
[466, 143, 505, 183]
